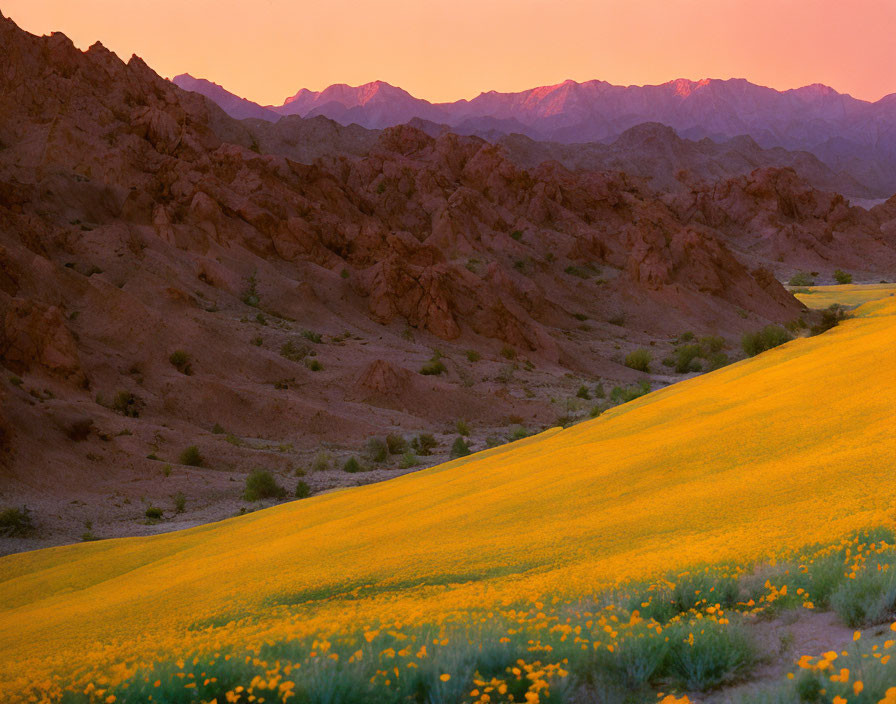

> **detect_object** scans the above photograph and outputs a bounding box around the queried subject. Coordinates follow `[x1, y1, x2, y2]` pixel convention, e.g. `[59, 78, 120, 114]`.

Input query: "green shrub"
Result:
[161, 464, 172, 477]
[500, 345, 517, 360]
[508, 426, 529, 441]
[450, 437, 471, 458]
[250, 335, 263, 347]
[169, 350, 193, 375]
[399, 451, 419, 469]
[179, 445, 203, 467]
[594, 381, 605, 399]
[364, 437, 388, 463]
[411, 434, 437, 456]
[112, 390, 140, 417]
[420, 359, 446, 375]
[455, 419, 471, 436]
[0, 506, 34, 536]
[305, 358, 323, 372]
[243, 469, 287, 501]
[300, 329, 322, 344]
[510, 230, 523, 241]
[788, 272, 815, 286]
[343, 457, 362, 473]
[624, 348, 652, 372]
[672, 344, 702, 373]
[310, 450, 332, 472]
[281, 339, 310, 362]
[145, 506, 163, 520]
[386, 434, 407, 455]
[212, 423, 225, 434]
[810, 304, 849, 336]
[294, 481, 311, 499]
[465, 350, 481, 363]
[590, 405, 604, 418]
[833, 269, 853, 284]
[173, 492, 186, 514]
[610, 380, 651, 404]
[698, 335, 725, 354]
[741, 325, 792, 357]
[576, 385, 591, 400]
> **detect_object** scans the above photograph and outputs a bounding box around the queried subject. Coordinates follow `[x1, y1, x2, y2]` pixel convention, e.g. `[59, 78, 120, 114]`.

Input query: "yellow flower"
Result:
[439, 673, 450, 682]
[852, 680, 863, 695]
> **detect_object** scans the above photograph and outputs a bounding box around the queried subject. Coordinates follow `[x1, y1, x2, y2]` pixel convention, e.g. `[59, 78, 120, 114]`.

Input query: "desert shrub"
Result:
[465, 350, 481, 362]
[833, 269, 853, 284]
[300, 329, 322, 344]
[243, 469, 287, 501]
[593, 381, 606, 399]
[145, 506, 163, 520]
[0, 506, 34, 536]
[386, 434, 407, 455]
[212, 423, 225, 434]
[399, 451, 419, 469]
[576, 385, 591, 400]
[624, 348, 652, 372]
[420, 358, 446, 375]
[305, 358, 323, 372]
[672, 344, 702, 373]
[343, 456, 362, 473]
[450, 437, 471, 458]
[162, 464, 172, 477]
[173, 492, 186, 514]
[698, 335, 725, 354]
[241, 271, 259, 307]
[310, 450, 332, 472]
[250, 335, 263, 346]
[788, 272, 815, 286]
[830, 567, 896, 627]
[510, 230, 523, 241]
[590, 405, 604, 418]
[280, 339, 310, 362]
[610, 380, 652, 404]
[500, 345, 517, 360]
[811, 304, 850, 336]
[169, 350, 193, 375]
[81, 520, 99, 542]
[364, 437, 388, 463]
[703, 351, 730, 371]
[455, 419, 471, 436]
[741, 325, 792, 357]
[294, 481, 311, 499]
[411, 433, 437, 456]
[66, 418, 93, 441]
[508, 426, 529, 441]
[112, 390, 141, 417]
[665, 620, 756, 690]
[340, 268, 350, 279]
[178, 445, 203, 467]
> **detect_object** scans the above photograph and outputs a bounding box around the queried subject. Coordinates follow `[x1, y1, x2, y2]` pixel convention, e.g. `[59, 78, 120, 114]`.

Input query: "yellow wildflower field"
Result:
[0, 296, 894, 700]
[793, 282, 896, 309]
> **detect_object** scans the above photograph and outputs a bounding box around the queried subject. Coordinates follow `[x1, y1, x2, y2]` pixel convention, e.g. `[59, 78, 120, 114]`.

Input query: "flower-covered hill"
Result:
[0, 295, 893, 701]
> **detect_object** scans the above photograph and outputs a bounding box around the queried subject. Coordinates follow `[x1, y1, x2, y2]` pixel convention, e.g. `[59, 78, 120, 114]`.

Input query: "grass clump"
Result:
[112, 390, 141, 417]
[450, 437, 471, 458]
[144, 506, 163, 521]
[741, 325, 792, 357]
[465, 350, 481, 362]
[411, 433, 437, 456]
[420, 356, 447, 375]
[624, 348, 652, 372]
[0, 506, 34, 536]
[386, 434, 407, 455]
[168, 350, 193, 375]
[178, 445, 203, 467]
[243, 469, 287, 501]
[294, 481, 311, 499]
[305, 358, 323, 372]
[364, 437, 388, 463]
[343, 457, 363, 473]
[455, 419, 471, 436]
[300, 329, 322, 344]
[173, 492, 186, 514]
[310, 450, 333, 472]
[399, 451, 419, 469]
[280, 339, 310, 362]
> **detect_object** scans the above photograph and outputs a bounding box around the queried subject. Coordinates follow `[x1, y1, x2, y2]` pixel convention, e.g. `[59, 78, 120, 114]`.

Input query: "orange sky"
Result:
[4, 0, 896, 105]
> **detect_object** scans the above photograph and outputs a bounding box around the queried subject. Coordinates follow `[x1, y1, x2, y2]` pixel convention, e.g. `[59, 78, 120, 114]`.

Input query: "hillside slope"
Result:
[1, 294, 893, 695]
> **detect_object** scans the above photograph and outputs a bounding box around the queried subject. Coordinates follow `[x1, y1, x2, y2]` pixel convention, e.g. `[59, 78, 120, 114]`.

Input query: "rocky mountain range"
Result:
[2, 12, 895, 551]
[174, 74, 896, 199]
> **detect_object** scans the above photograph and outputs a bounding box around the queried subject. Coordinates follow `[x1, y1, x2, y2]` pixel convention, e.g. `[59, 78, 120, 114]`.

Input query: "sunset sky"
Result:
[4, 0, 896, 106]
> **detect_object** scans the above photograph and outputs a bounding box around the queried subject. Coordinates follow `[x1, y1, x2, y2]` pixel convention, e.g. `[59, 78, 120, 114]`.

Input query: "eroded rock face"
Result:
[1, 299, 84, 384]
